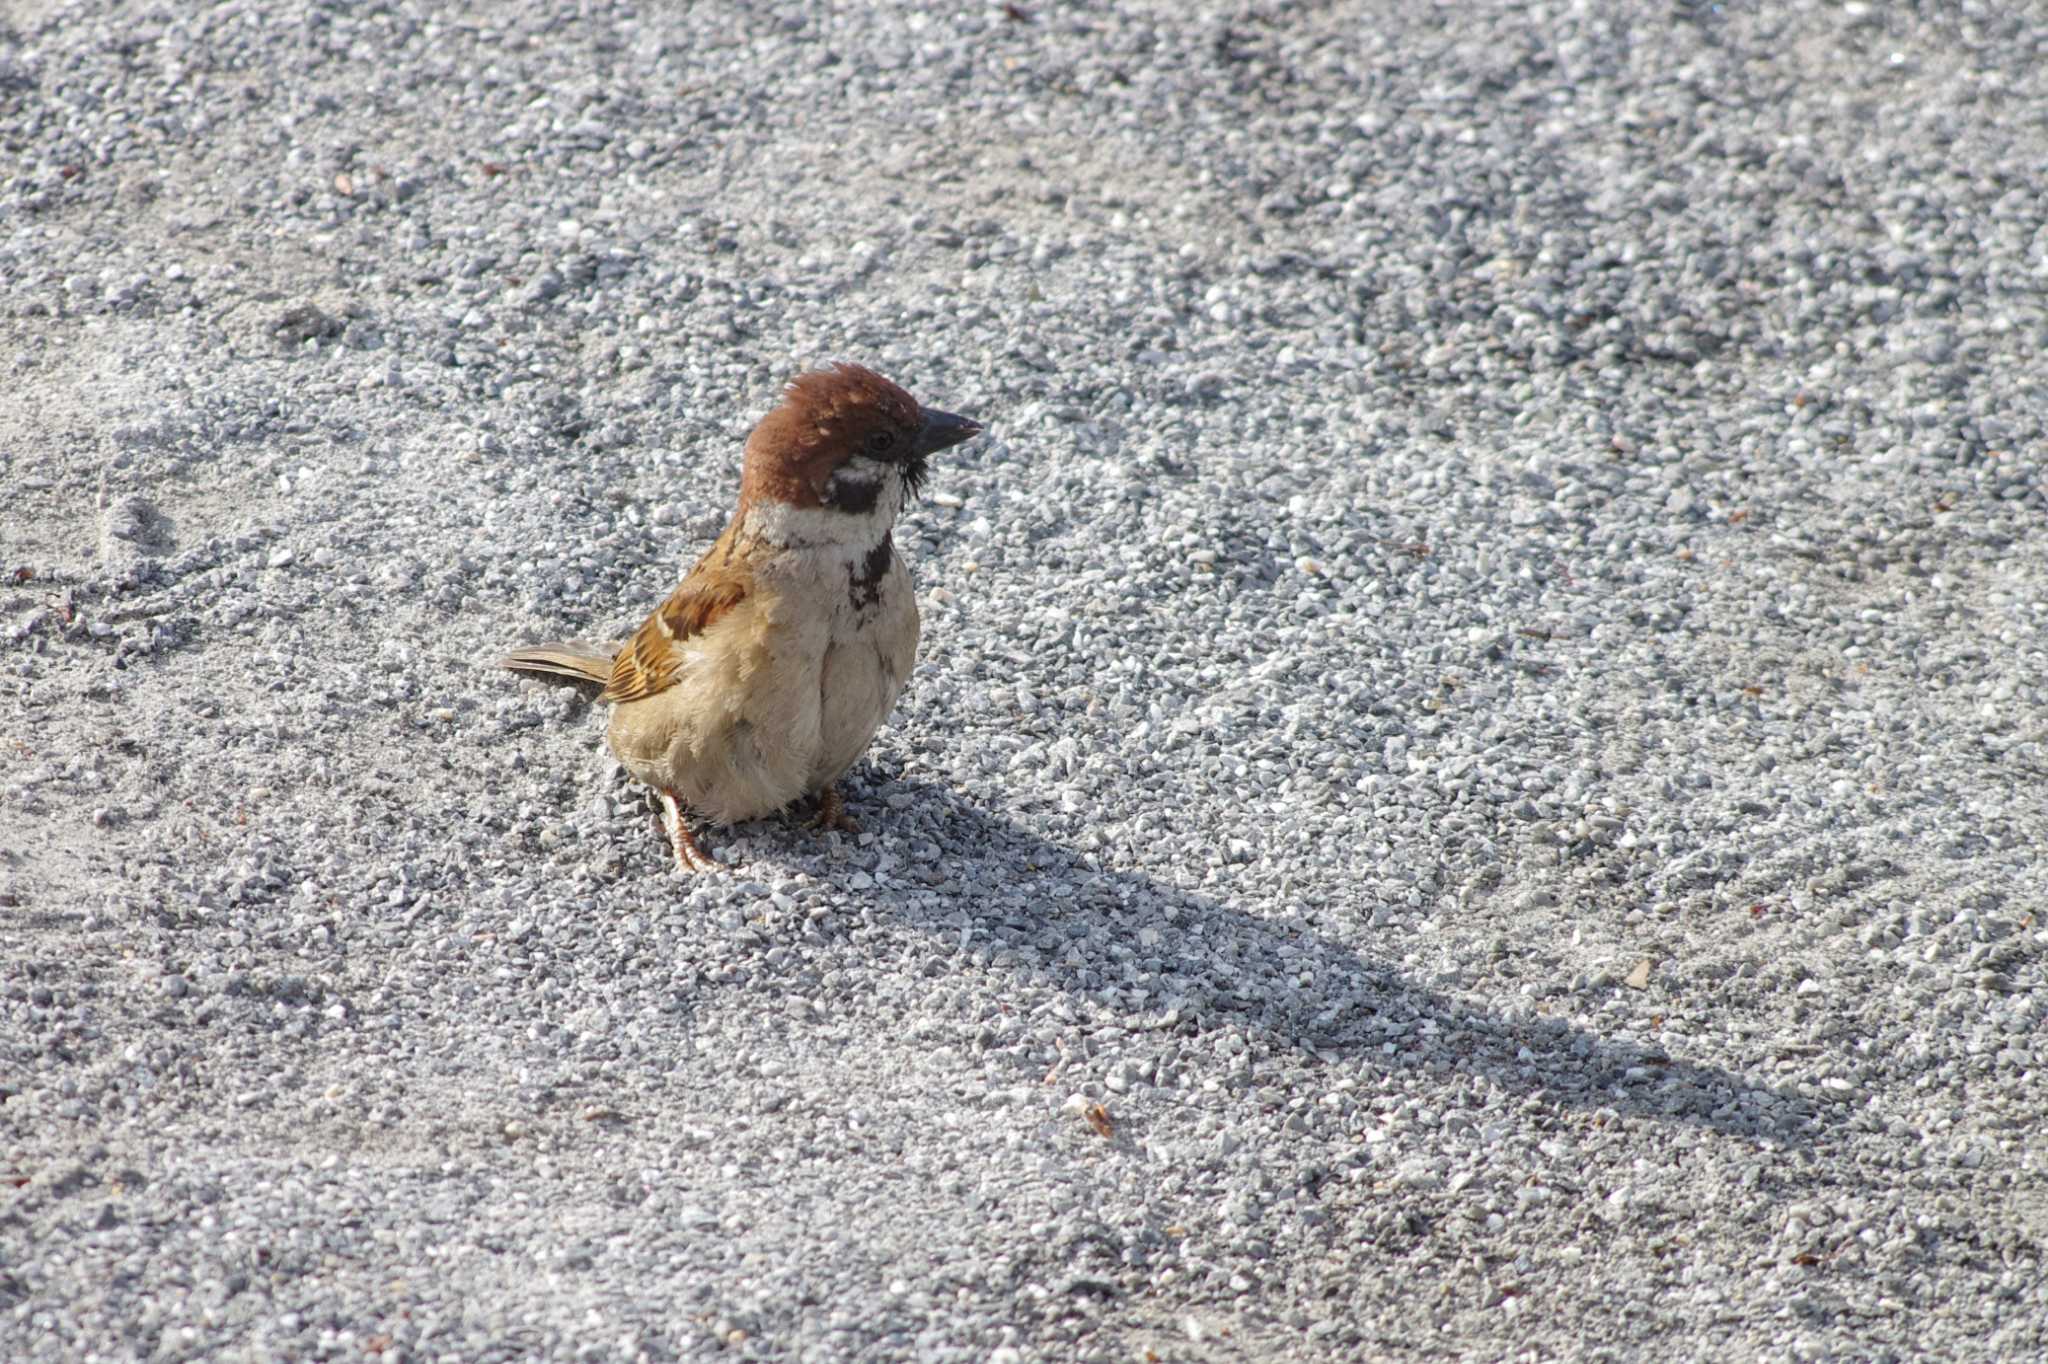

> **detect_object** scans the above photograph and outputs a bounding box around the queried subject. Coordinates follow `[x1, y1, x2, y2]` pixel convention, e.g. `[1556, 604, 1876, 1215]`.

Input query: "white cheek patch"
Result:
[835, 456, 896, 488]
[744, 465, 904, 548]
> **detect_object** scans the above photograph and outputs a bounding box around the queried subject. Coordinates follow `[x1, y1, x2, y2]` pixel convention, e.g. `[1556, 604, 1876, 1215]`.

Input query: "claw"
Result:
[808, 786, 861, 836]
[654, 787, 719, 873]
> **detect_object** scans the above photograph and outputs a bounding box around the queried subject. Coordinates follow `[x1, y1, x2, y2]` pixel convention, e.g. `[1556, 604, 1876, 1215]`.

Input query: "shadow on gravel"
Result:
[859, 777, 1820, 1144]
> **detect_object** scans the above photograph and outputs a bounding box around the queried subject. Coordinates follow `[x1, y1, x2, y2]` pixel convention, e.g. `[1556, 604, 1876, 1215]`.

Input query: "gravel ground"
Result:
[5, 1, 2047, 1360]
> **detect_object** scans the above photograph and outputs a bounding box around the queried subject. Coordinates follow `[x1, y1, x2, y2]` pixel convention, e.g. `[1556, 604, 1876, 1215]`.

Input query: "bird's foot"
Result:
[653, 788, 719, 873]
[807, 785, 862, 836]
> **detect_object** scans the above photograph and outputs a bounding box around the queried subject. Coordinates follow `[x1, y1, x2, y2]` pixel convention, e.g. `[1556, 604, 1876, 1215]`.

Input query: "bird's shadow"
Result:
[822, 773, 1820, 1143]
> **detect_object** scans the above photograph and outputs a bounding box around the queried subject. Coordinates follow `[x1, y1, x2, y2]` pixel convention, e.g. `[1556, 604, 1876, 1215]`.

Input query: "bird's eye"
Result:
[864, 430, 897, 455]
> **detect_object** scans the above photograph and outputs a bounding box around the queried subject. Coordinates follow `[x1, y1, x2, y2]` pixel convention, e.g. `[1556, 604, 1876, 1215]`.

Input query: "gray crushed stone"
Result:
[3, 2, 2045, 1361]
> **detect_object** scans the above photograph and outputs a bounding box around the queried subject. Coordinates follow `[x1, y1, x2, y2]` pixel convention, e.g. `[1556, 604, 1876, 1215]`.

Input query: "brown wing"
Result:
[601, 571, 748, 704]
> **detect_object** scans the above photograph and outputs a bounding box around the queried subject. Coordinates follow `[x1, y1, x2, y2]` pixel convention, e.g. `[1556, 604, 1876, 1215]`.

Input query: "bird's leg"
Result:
[807, 785, 862, 836]
[653, 787, 719, 873]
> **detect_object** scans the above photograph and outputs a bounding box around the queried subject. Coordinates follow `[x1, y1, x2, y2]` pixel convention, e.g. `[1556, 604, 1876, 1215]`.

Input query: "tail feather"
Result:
[498, 641, 621, 687]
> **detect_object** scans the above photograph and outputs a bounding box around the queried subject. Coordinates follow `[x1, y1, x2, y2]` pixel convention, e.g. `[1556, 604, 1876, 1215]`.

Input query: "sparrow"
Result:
[500, 362, 982, 872]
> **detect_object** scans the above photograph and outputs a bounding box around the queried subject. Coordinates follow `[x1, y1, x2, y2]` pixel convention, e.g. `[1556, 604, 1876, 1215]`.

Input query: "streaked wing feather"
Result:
[601, 574, 748, 704]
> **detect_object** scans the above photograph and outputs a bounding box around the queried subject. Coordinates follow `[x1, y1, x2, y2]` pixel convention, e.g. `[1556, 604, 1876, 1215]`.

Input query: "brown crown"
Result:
[740, 362, 926, 509]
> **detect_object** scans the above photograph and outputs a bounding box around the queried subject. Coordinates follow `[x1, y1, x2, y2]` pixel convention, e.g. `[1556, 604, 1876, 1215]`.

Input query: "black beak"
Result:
[915, 408, 983, 457]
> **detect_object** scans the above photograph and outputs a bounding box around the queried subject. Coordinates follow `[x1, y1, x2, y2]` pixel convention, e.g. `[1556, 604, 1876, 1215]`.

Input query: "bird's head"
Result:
[739, 362, 981, 539]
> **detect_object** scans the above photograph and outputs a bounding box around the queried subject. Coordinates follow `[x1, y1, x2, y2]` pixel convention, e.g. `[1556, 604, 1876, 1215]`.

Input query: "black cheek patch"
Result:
[848, 535, 892, 612]
[822, 470, 883, 515]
